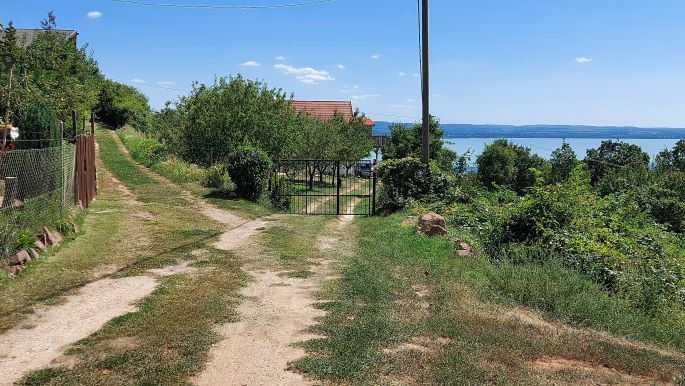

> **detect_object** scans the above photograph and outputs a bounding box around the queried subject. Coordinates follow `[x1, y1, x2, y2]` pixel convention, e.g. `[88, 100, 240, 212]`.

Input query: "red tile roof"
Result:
[291, 100, 375, 126]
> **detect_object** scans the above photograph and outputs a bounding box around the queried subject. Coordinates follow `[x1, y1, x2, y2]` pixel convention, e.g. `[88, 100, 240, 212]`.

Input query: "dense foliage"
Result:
[0, 17, 102, 126]
[17, 101, 58, 149]
[377, 158, 450, 212]
[96, 80, 152, 131]
[227, 146, 273, 202]
[383, 116, 462, 172]
[382, 138, 685, 317]
[476, 139, 544, 193]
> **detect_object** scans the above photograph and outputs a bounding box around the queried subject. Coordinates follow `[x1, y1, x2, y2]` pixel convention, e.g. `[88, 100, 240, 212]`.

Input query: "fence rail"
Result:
[0, 128, 97, 258]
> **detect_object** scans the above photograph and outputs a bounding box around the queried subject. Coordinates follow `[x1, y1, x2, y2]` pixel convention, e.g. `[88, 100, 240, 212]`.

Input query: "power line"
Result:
[108, 0, 336, 9]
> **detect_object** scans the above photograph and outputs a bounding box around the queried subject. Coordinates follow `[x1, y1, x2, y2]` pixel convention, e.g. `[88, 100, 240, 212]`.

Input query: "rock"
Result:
[9, 250, 30, 266]
[418, 212, 447, 237]
[51, 230, 63, 245]
[34, 240, 47, 252]
[29, 248, 39, 261]
[448, 237, 474, 257]
[39, 228, 60, 246]
[457, 242, 474, 257]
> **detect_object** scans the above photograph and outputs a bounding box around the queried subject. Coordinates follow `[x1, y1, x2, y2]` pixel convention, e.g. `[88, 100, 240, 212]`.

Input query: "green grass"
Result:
[115, 126, 275, 220]
[292, 212, 685, 385]
[16, 128, 249, 385]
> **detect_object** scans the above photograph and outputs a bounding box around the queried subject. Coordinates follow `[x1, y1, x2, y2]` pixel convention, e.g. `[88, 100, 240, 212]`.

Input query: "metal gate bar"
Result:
[271, 159, 376, 216]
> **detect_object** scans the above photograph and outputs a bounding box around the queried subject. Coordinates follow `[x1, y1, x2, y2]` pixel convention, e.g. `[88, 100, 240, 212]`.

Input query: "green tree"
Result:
[655, 139, 685, 172]
[476, 139, 545, 193]
[176, 75, 296, 166]
[549, 141, 578, 183]
[96, 80, 152, 131]
[382, 116, 458, 172]
[17, 101, 58, 149]
[585, 140, 649, 195]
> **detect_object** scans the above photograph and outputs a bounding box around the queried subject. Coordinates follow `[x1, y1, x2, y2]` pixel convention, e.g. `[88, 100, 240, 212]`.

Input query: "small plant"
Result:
[16, 230, 36, 250]
[227, 146, 273, 202]
[55, 219, 72, 235]
[203, 164, 235, 193]
[270, 178, 293, 210]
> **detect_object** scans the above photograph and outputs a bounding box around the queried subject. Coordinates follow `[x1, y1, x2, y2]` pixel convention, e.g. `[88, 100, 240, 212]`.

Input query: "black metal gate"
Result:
[271, 160, 376, 216]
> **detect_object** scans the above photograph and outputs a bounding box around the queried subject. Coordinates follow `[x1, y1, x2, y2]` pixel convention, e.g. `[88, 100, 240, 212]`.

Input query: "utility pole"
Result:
[420, 0, 430, 163]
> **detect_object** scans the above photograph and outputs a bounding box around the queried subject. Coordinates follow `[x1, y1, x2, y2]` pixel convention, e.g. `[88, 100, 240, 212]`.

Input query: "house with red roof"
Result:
[290, 100, 375, 132]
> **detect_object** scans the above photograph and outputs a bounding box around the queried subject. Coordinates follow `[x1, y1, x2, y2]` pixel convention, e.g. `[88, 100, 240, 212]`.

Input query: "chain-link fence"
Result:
[0, 140, 76, 258]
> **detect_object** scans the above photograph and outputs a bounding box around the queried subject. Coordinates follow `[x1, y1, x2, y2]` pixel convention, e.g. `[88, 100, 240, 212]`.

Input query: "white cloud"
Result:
[371, 54, 382, 60]
[398, 72, 407, 77]
[575, 57, 593, 63]
[413, 73, 420, 78]
[274, 64, 334, 85]
[157, 80, 175, 86]
[87, 11, 103, 19]
[132, 78, 146, 84]
[390, 104, 419, 110]
[350, 94, 380, 100]
[340, 85, 360, 94]
[241, 60, 261, 67]
[336, 64, 346, 69]
[275, 56, 286, 61]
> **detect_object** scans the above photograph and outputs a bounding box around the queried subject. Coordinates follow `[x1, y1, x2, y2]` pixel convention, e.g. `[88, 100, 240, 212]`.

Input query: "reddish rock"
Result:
[457, 242, 474, 257]
[34, 240, 47, 252]
[29, 248, 39, 261]
[51, 230, 63, 245]
[418, 212, 447, 237]
[39, 228, 60, 246]
[9, 250, 30, 266]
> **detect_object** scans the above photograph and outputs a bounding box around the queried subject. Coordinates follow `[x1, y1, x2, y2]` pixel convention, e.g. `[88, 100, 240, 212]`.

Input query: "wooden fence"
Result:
[74, 132, 97, 208]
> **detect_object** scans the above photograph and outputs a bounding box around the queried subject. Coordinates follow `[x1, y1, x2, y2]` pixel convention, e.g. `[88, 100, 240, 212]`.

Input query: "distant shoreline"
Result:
[372, 121, 685, 140]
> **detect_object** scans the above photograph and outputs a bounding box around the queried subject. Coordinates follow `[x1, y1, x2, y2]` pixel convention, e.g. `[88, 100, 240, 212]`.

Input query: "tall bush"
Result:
[227, 146, 273, 201]
[476, 139, 544, 193]
[17, 101, 59, 149]
[377, 158, 450, 212]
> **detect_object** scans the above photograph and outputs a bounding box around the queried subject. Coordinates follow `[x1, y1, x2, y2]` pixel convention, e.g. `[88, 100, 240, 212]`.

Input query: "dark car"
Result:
[356, 162, 373, 178]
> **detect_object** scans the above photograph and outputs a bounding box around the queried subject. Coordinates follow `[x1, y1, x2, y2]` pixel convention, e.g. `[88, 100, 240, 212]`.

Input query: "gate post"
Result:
[372, 164, 377, 216]
[336, 161, 341, 216]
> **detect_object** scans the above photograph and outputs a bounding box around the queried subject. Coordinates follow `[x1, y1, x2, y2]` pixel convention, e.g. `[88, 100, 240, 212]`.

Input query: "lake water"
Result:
[444, 138, 681, 164]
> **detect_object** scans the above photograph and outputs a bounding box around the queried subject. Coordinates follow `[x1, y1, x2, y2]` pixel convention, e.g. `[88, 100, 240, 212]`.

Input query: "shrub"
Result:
[17, 101, 59, 149]
[118, 128, 169, 166]
[227, 146, 273, 201]
[377, 158, 450, 212]
[203, 164, 235, 193]
[476, 139, 545, 193]
[270, 177, 293, 210]
[97, 80, 153, 131]
[152, 156, 205, 185]
[585, 140, 650, 195]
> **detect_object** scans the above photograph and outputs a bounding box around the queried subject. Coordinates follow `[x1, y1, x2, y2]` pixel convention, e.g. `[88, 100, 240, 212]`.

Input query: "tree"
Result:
[585, 140, 649, 195]
[17, 101, 58, 149]
[655, 139, 685, 172]
[549, 141, 578, 183]
[40, 11, 57, 31]
[476, 139, 545, 193]
[96, 80, 152, 131]
[383, 116, 458, 172]
[176, 75, 297, 166]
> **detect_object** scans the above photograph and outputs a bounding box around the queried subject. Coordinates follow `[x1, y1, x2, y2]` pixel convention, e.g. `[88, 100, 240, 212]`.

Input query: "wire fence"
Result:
[0, 141, 76, 258]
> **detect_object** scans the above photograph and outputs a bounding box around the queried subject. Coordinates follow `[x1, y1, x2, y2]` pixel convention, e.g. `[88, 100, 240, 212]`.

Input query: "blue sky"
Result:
[3, 0, 685, 127]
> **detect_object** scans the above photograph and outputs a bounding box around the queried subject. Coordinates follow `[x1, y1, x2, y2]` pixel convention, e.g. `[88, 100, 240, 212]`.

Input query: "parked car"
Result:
[356, 162, 373, 178]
